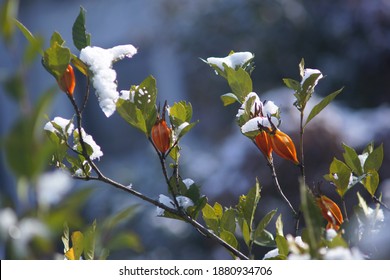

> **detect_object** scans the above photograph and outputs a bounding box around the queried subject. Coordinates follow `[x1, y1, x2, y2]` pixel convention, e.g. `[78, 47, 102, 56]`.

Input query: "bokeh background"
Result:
[1, 0, 390, 259]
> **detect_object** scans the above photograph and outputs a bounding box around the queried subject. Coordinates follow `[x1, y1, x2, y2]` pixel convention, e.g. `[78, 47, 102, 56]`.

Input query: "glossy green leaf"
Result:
[282, 78, 300, 91]
[275, 235, 289, 257]
[72, 6, 91, 51]
[237, 179, 261, 231]
[42, 39, 71, 80]
[169, 101, 193, 126]
[342, 143, 363, 176]
[240, 219, 251, 247]
[220, 93, 239, 106]
[305, 87, 343, 127]
[364, 143, 383, 172]
[71, 54, 89, 76]
[220, 208, 236, 234]
[202, 203, 219, 233]
[275, 214, 284, 237]
[362, 170, 379, 196]
[225, 66, 252, 103]
[324, 158, 352, 197]
[220, 230, 238, 250]
[213, 202, 223, 219]
[116, 99, 147, 135]
[253, 229, 275, 247]
[254, 209, 277, 240]
[187, 196, 207, 219]
[50, 31, 65, 47]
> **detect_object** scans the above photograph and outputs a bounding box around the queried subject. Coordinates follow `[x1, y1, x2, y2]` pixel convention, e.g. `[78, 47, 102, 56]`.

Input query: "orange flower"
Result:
[317, 195, 344, 231]
[255, 130, 272, 160]
[269, 129, 299, 164]
[151, 119, 171, 154]
[57, 64, 76, 95]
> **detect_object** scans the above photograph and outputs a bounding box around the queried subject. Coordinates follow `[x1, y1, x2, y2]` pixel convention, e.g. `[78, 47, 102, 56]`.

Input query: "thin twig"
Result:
[373, 195, 390, 212]
[66, 78, 249, 260]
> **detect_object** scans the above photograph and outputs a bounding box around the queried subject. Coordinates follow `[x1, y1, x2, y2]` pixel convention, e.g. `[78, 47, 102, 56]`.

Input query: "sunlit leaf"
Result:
[220, 208, 236, 234]
[254, 209, 277, 240]
[220, 93, 239, 106]
[83, 220, 96, 260]
[362, 169, 379, 197]
[363, 143, 383, 172]
[299, 181, 322, 258]
[305, 87, 343, 127]
[220, 230, 238, 250]
[324, 158, 352, 197]
[72, 6, 91, 51]
[225, 66, 252, 103]
[275, 235, 289, 257]
[237, 179, 261, 231]
[342, 143, 363, 176]
[282, 78, 300, 91]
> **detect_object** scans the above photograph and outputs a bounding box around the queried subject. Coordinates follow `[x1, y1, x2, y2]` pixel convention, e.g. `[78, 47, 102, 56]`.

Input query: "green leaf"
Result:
[50, 31, 65, 47]
[187, 196, 207, 219]
[71, 54, 89, 76]
[116, 99, 148, 135]
[275, 235, 289, 257]
[299, 181, 322, 258]
[220, 93, 240, 106]
[62, 223, 70, 254]
[275, 214, 284, 237]
[42, 38, 71, 80]
[253, 229, 275, 247]
[72, 6, 91, 51]
[225, 66, 252, 103]
[202, 203, 219, 233]
[240, 219, 251, 247]
[282, 78, 300, 91]
[220, 230, 238, 250]
[213, 202, 223, 219]
[356, 192, 369, 216]
[363, 143, 383, 172]
[237, 179, 261, 231]
[220, 208, 236, 234]
[254, 209, 277, 240]
[305, 87, 343, 127]
[342, 143, 363, 176]
[13, 19, 43, 56]
[324, 158, 352, 197]
[70, 231, 84, 260]
[169, 101, 193, 127]
[362, 170, 379, 197]
[83, 220, 96, 260]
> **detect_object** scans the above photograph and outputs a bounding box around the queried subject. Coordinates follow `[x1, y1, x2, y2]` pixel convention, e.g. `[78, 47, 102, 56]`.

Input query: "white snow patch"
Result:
[207, 52, 253, 72]
[44, 117, 74, 136]
[80, 45, 137, 117]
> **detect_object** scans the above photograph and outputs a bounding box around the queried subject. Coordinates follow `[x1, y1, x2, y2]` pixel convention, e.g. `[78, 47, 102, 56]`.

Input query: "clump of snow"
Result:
[182, 178, 195, 188]
[237, 92, 280, 134]
[80, 45, 137, 117]
[325, 228, 338, 241]
[321, 247, 364, 260]
[156, 194, 194, 216]
[75, 128, 103, 160]
[301, 68, 323, 87]
[263, 248, 279, 259]
[44, 117, 74, 136]
[207, 52, 253, 72]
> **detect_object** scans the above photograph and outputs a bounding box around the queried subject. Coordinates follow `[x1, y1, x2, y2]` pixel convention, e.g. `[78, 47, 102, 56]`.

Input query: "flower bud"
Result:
[270, 129, 299, 164]
[255, 130, 272, 160]
[151, 119, 171, 154]
[57, 64, 76, 95]
[317, 195, 343, 231]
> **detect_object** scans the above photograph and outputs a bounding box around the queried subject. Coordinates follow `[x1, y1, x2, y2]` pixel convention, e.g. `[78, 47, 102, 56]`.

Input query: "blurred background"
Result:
[1, 0, 390, 259]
